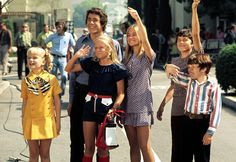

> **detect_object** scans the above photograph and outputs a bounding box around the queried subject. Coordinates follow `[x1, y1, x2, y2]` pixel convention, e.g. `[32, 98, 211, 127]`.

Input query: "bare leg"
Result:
[137, 126, 155, 162]
[39, 139, 52, 162]
[28, 140, 40, 162]
[125, 125, 141, 162]
[83, 121, 97, 157]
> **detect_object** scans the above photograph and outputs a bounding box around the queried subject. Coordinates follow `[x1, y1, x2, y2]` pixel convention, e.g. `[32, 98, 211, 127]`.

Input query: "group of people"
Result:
[19, 0, 222, 162]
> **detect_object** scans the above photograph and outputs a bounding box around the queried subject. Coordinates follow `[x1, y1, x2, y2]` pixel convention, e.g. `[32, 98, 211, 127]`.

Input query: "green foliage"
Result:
[176, 0, 236, 17]
[73, 0, 105, 28]
[216, 44, 236, 92]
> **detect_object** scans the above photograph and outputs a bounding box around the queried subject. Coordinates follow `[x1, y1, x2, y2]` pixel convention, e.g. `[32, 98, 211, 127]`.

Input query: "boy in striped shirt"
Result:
[169, 53, 222, 162]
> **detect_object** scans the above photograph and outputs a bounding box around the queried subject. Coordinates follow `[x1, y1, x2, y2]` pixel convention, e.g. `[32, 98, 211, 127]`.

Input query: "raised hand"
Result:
[74, 44, 90, 59]
[128, 7, 140, 21]
[192, 0, 200, 9]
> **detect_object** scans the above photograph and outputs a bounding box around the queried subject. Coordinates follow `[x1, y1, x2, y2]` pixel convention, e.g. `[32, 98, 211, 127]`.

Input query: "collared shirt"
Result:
[44, 32, 75, 56]
[21, 70, 61, 139]
[0, 29, 12, 47]
[68, 34, 123, 103]
[172, 72, 222, 135]
[15, 31, 32, 47]
[37, 31, 53, 48]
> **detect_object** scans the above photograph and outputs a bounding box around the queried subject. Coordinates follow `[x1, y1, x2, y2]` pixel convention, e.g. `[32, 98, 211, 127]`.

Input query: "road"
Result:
[0, 67, 236, 162]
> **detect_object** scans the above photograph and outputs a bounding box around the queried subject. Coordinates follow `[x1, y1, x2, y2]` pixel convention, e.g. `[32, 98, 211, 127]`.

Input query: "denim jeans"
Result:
[0, 45, 9, 73]
[51, 56, 67, 96]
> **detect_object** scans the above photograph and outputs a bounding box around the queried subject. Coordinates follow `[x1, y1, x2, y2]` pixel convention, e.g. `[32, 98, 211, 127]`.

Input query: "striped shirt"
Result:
[172, 72, 222, 135]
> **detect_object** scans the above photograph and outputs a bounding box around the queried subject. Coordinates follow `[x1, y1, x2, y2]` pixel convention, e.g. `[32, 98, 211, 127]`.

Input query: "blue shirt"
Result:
[69, 34, 123, 102]
[45, 32, 75, 56]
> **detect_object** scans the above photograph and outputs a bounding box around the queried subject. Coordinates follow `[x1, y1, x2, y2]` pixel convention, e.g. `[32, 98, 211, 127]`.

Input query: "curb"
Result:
[222, 95, 236, 111]
[0, 81, 10, 95]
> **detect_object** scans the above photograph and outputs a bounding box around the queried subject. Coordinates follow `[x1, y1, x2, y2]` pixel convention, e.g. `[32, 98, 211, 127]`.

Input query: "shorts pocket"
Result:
[101, 98, 113, 106]
[85, 95, 91, 102]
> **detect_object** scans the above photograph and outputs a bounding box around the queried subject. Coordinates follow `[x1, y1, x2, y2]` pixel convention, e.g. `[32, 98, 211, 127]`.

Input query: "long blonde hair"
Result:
[124, 24, 144, 64]
[27, 47, 52, 71]
[94, 35, 120, 64]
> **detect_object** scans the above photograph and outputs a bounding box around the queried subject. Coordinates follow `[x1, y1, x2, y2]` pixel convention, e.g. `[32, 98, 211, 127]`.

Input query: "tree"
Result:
[73, 0, 105, 28]
[158, 0, 172, 62]
[127, 0, 143, 23]
[177, 0, 236, 21]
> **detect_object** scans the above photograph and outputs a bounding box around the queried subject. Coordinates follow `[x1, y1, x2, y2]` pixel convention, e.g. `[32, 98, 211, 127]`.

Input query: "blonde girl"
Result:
[65, 35, 128, 162]
[21, 47, 61, 162]
[122, 7, 156, 162]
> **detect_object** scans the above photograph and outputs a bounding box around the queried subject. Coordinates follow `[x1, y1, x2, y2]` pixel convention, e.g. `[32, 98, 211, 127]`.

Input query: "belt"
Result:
[51, 53, 66, 58]
[185, 111, 209, 119]
[88, 92, 112, 99]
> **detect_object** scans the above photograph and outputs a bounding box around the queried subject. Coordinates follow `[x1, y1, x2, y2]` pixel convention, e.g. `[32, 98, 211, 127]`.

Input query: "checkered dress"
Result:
[123, 53, 154, 126]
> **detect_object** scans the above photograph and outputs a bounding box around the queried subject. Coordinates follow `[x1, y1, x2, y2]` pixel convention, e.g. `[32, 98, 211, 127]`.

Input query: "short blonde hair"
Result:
[94, 35, 120, 64]
[27, 47, 52, 71]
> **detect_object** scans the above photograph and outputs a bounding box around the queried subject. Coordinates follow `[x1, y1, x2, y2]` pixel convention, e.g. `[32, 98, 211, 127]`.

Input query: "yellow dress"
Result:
[21, 70, 61, 140]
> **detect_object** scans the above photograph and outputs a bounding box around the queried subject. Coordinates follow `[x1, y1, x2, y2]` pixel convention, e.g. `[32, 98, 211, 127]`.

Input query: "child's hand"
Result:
[202, 133, 213, 145]
[74, 45, 90, 58]
[56, 121, 61, 135]
[128, 7, 140, 21]
[192, 0, 200, 10]
[107, 108, 116, 120]
[165, 64, 180, 77]
[67, 102, 72, 116]
[156, 104, 165, 121]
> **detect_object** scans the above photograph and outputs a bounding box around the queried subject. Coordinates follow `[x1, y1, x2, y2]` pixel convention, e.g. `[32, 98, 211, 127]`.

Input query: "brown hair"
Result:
[176, 29, 193, 43]
[85, 7, 107, 31]
[55, 21, 67, 31]
[188, 53, 212, 74]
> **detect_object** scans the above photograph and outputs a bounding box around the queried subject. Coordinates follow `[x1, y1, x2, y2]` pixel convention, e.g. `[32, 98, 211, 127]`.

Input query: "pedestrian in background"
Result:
[21, 47, 61, 162]
[156, 0, 204, 161]
[66, 35, 127, 162]
[0, 22, 13, 75]
[37, 24, 53, 49]
[122, 7, 156, 162]
[44, 21, 75, 97]
[224, 24, 236, 44]
[15, 23, 32, 79]
[67, 7, 123, 162]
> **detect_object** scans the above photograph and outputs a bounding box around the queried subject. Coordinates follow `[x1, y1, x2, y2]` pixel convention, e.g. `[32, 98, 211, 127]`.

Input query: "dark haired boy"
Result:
[170, 53, 222, 162]
[156, 0, 203, 161]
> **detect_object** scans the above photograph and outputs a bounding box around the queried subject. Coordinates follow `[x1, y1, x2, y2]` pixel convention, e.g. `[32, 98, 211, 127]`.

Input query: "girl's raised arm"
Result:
[128, 7, 155, 62]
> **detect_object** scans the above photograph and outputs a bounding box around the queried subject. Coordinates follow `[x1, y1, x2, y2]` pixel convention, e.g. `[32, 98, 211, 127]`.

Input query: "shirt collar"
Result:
[80, 34, 92, 43]
[27, 70, 49, 81]
[194, 75, 217, 86]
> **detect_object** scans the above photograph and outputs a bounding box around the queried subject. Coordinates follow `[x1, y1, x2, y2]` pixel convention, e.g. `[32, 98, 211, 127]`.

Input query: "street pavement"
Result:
[0, 61, 236, 162]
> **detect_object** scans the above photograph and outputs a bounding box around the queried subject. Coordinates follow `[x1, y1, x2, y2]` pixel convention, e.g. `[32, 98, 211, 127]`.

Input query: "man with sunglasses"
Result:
[15, 23, 32, 79]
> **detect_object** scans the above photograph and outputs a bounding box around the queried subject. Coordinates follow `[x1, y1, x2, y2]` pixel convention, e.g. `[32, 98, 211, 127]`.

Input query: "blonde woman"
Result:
[65, 35, 128, 162]
[122, 7, 156, 162]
